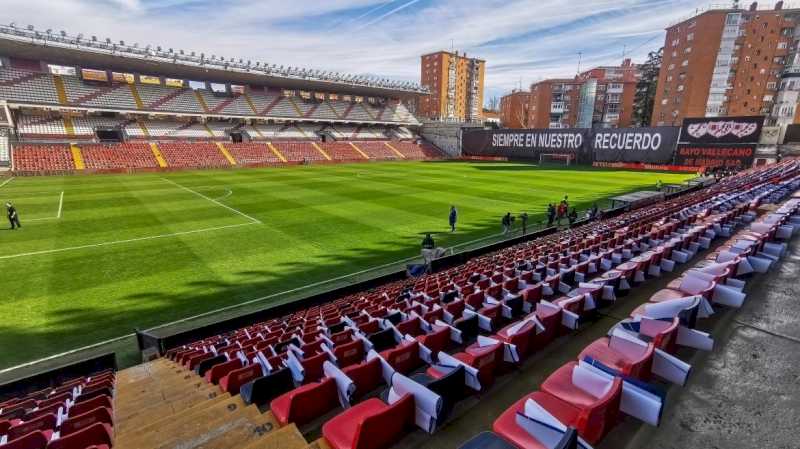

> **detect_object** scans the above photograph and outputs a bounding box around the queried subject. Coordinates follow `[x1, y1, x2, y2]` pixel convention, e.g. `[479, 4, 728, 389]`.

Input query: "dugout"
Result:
[608, 190, 665, 211]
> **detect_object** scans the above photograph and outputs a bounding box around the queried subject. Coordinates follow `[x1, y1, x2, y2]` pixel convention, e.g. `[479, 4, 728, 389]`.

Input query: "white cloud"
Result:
[4, 0, 710, 105]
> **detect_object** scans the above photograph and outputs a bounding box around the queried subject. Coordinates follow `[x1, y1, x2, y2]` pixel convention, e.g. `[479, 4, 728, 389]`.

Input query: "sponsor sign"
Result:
[462, 129, 589, 160]
[674, 144, 755, 169]
[112, 72, 135, 84]
[80, 68, 108, 82]
[679, 116, 764, 144]
[165, 78, 185, 88]
[139, 75, 161, 85]
[592, 127, 679, 164]
[783, 124, 800, 143]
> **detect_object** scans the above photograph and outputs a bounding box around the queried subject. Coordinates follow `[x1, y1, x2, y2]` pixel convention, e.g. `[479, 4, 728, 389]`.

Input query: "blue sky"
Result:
[6, 0, 711, 106]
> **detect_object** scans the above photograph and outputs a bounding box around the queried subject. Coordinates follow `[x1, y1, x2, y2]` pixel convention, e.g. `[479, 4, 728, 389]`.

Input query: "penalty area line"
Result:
[161, 177, 260, 224]
[0, 222, 258, 260]
[0, 177, 14, 188]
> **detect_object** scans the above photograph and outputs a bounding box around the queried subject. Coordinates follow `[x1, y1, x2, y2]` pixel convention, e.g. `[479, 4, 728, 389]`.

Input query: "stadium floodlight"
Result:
[59, 30, 66, 37]
[27, 25, 33, 31]
[9, 22, 15, 28]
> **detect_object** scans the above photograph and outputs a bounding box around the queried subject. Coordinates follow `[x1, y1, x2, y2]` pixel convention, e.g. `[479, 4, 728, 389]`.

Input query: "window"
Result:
[685, 47, 692, 53]
[778, 41, 788, 49]
[668, 63, 675, 70]
[672, 50, 678, 57]
[687, 33, 694, 41]
[661, 99, 668, 105]
[763, 94, 773, 102]
[677, 84, 684, 92]
[681, 59, 689, 67]
[667, 75, 673, 82]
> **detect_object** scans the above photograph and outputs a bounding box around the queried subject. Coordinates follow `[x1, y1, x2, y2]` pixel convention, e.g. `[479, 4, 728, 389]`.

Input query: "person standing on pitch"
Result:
[520, 212, 529, 235]
[547, 204, 556, 226]
[502, 212, 512, 234]
[6, 202, 20, 230]
[449, 205, 458, 232]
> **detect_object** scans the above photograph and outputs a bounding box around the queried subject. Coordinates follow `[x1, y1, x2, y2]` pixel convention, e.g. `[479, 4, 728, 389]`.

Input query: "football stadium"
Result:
[2, 2, 800, 449]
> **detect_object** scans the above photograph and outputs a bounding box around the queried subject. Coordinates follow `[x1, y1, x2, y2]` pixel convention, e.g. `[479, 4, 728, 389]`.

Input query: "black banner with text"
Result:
[591, 127, 680, 164]
[461, 129, 590, 160]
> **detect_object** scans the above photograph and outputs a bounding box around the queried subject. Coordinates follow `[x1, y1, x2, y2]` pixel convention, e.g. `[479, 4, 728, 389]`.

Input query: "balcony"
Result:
[783, 65, 800, 77]
[551, 102, 565, 113]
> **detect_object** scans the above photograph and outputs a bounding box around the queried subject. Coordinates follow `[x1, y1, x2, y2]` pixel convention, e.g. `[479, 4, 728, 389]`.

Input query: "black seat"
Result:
[503, 296, 523, 318]
[239, 367, 295, 406]
[457, 431, 517, 449]
[410, 365, 465, 423]
[368, 328, 397, 352]
[453, 314, 478, 343]
[382, 311, 403, 325]
[195, 355, 227, 377]
[327, 321, 347, 334]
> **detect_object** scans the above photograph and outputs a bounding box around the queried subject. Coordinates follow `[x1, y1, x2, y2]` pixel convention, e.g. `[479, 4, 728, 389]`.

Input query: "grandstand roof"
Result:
[0, 26, 428, 99]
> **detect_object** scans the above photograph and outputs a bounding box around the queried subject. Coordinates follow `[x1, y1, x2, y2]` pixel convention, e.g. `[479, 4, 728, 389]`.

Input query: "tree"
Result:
[633, 47, 662, 127]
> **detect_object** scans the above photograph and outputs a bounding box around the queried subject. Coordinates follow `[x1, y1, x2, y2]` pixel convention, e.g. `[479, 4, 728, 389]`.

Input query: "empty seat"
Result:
[322, 394, 415, 449]
[270, 377, 339, 426]
[220, 363, 264, 395]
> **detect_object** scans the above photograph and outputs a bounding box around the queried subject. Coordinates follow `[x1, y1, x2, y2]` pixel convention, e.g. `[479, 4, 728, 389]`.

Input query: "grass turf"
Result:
[0, 161, 692, 369]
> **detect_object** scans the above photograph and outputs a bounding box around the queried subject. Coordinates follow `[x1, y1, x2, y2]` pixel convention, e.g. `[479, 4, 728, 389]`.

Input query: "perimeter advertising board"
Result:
[461, 128, 589, 160]
[592, 127, 679, 164]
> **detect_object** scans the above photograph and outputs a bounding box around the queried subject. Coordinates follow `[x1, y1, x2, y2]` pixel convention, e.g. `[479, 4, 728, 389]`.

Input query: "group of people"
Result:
[545, 196, 591, 227]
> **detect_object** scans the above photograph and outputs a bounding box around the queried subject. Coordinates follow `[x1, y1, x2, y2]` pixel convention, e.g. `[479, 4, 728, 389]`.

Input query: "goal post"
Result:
[539, 153, 574, 166]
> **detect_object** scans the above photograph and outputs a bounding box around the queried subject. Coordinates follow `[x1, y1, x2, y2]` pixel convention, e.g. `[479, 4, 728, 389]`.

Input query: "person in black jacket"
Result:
[547, 204, 556, 226]
[6, 202, 20, 230]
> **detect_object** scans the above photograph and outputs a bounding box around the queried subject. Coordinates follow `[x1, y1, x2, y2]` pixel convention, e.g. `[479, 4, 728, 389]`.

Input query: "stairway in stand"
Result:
[113, 358, 307, 449]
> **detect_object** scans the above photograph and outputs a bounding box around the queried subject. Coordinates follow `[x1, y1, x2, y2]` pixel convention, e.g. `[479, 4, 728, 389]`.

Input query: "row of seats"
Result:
[14, 113, 411, 142]
[462, 179, 800, 449]
[10, 140, 440, 172]
[0, 369, 116, 449]
[157, 162, 800, 449]
[0, 67, 419, 124]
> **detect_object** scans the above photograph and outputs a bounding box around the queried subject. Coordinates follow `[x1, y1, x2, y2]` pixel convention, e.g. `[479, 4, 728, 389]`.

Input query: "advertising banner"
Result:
[112, 72, 135, 84]
[679, 116, 764, 144]
[783, 124, 800, 143]
[591, 127, 679, 164]
[461, 129, 589, 160]
[674, 144, 755, 169]
[165, 78, 185, 88]
[139, 75, 161, 85]
[80, 68, 108, 82]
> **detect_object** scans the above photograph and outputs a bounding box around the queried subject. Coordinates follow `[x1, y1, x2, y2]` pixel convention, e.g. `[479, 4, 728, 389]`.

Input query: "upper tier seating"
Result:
[15, 115, 70, 139]
[0, 67, 420, 124]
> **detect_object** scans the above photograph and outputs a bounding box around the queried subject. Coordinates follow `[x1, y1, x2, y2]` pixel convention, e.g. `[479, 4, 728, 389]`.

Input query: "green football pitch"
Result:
[0, 161, 692, 369]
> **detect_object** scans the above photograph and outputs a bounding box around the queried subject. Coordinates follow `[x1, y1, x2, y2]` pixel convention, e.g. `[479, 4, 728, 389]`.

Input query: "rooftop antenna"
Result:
[450, 38, 454, 53]
[622, 44, 627, 60]
[577, 51, 583, 75]
[733, 0, 740, 8]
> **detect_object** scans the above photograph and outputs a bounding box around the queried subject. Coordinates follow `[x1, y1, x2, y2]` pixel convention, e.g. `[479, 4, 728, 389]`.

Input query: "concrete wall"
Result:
[420, 121, 482, 157]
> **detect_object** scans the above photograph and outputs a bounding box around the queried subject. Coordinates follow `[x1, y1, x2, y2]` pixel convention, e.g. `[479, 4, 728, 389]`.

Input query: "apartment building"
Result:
[418, 51, 485, 121]
[527, 59, 639, 129]
[499, 90, 532, 128]
[652, 1, 800, 126]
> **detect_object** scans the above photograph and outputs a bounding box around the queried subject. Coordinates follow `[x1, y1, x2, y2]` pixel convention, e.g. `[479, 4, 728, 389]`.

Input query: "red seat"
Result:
[540, 362, 622, 443]
[334, 339, 365, 369]
[495, 319, 536, 358]
[66, 395, 112, 418]
[270, 377, 339, 426]
[220, 364, 263, 395]
[331, 329, 354, 346]
[531, 306, 561, 351]
[45, 422, 113, 449]
[6, 414, 56, 442]
[415, 325, 450, 356]
[59, 407, 112, 438]
[204, 359, 243, 384]
[342, 358, 383, 399]
[322, 394, 415, 449]
[395, 317, 421, 336]
[428, 342, 502, 389]
[299, 352, 330, 384]
[0, 431, 50, 449]
[579, 337, 655, 379]
[379, 340, 422, 375]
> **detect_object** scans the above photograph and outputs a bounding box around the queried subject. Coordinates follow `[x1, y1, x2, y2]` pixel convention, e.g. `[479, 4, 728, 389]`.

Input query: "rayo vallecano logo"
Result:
[687, 120, 758, 139]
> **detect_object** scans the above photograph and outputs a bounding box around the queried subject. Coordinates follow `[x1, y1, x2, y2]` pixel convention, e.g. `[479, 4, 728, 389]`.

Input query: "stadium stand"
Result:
[0, 369, 115, 449]
[224, 142, 284, 165]
[87, 162, 795, 449]
[79, 143, 157, 170]
[11, 144, 75, 171]
[321, 142, 367, 161]
[157, 141, 231, 168]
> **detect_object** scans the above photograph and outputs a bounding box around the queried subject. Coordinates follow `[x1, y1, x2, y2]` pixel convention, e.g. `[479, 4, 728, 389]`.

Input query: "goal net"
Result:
[539, 153, 575, 166]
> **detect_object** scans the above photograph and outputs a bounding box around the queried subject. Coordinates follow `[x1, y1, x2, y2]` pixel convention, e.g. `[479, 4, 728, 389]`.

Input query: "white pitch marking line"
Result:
[0, 222, 258, 260]
[0, 177, 14, 188]
[57, 191, 64, 219]
[161, 178, 261, 224]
